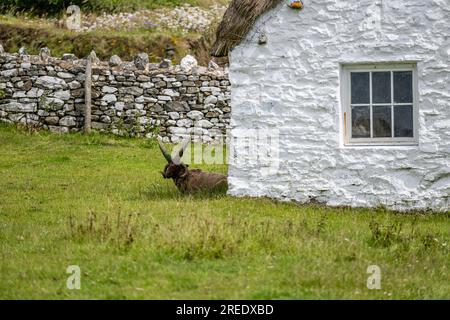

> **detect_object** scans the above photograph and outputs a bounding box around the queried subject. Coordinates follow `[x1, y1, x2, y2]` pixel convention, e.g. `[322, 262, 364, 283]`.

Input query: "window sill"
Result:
[342, 142, 419, 149]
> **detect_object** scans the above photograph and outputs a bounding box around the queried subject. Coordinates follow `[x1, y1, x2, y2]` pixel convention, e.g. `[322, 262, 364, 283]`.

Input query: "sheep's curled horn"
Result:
[158, 138, 190, 164]
[158, 140, 172, 163]
[174, 138, 190, 164]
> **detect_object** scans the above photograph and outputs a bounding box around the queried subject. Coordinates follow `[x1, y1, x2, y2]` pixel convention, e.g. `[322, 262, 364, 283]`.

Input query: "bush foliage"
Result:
[0, 0, 191, 15]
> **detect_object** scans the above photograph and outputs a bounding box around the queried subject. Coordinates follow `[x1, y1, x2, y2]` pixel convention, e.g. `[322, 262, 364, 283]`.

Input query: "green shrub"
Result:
[1, 0, 81, 15]
[0, 0, 197, 15]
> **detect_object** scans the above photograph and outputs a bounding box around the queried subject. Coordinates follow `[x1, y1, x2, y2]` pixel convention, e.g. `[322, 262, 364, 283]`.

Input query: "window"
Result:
[342, 64, 418, 145]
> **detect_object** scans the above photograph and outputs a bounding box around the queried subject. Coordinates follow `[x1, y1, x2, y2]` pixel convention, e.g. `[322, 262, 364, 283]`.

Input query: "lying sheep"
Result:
[158, 139, 228, 194]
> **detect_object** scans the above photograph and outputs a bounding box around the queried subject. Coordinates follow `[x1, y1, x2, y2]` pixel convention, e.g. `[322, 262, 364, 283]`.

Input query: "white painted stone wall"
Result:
[228, 0, 450, 211]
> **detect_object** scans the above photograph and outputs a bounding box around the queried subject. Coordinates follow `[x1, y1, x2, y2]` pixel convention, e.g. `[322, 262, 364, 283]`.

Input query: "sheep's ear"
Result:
[179, 166, 189, 178]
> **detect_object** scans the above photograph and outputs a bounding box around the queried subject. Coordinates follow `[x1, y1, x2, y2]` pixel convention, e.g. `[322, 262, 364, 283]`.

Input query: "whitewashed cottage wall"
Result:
[228, 0, 450, 211]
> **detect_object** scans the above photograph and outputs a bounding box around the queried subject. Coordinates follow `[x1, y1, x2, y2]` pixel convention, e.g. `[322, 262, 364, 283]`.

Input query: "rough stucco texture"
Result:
[228, 0, 450, 211]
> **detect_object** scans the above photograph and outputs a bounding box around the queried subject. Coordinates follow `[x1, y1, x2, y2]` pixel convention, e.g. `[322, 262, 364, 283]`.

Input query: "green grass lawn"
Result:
[0, 124, 448, 299]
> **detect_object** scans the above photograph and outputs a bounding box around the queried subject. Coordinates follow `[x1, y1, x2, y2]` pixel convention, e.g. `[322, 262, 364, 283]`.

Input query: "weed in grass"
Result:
[11, 122, 42, 135]
[151, 213, 326, 261]
[153, 213, 238, 260]
[68, 210, 140, 249]
[419, 233, 448, 252]
[368, 219, 404, 248]
[367, 216, 449, 257]
[315, 213, 328, 235]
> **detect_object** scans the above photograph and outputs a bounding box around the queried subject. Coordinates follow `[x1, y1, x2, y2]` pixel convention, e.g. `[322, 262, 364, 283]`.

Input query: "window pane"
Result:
[372, 72, 391, 103]
[373, 106, 392, 138]
[394, 105, 414, 137]
[394, 71, 413, 103]
[351, 72, 370, 104]
[352, 106, 370, 138]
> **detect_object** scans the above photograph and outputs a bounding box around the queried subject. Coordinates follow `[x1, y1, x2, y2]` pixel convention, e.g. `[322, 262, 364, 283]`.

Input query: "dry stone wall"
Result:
[0, 50, 231, 143]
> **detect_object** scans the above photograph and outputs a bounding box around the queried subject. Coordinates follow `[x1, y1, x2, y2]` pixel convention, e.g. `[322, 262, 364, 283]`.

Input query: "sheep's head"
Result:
[158, 139, 190, 180]
[161, 162, 188, 179]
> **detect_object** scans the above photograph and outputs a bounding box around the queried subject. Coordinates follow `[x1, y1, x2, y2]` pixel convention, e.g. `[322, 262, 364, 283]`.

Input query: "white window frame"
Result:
[341, 63, 419, 146]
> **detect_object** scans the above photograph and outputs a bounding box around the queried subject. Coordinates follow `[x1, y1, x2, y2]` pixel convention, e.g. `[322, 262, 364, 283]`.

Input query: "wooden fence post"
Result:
[84, 52, 93, 134]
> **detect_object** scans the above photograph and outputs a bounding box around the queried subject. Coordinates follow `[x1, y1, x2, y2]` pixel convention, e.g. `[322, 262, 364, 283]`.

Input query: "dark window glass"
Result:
[372, 72, 391, 103]
[394, 71, 413, 103]
[352, 106, 370, 138]
[373, 106, 392, 138]
[394, 105, 414, 137]
[351, 72, 370, 104]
